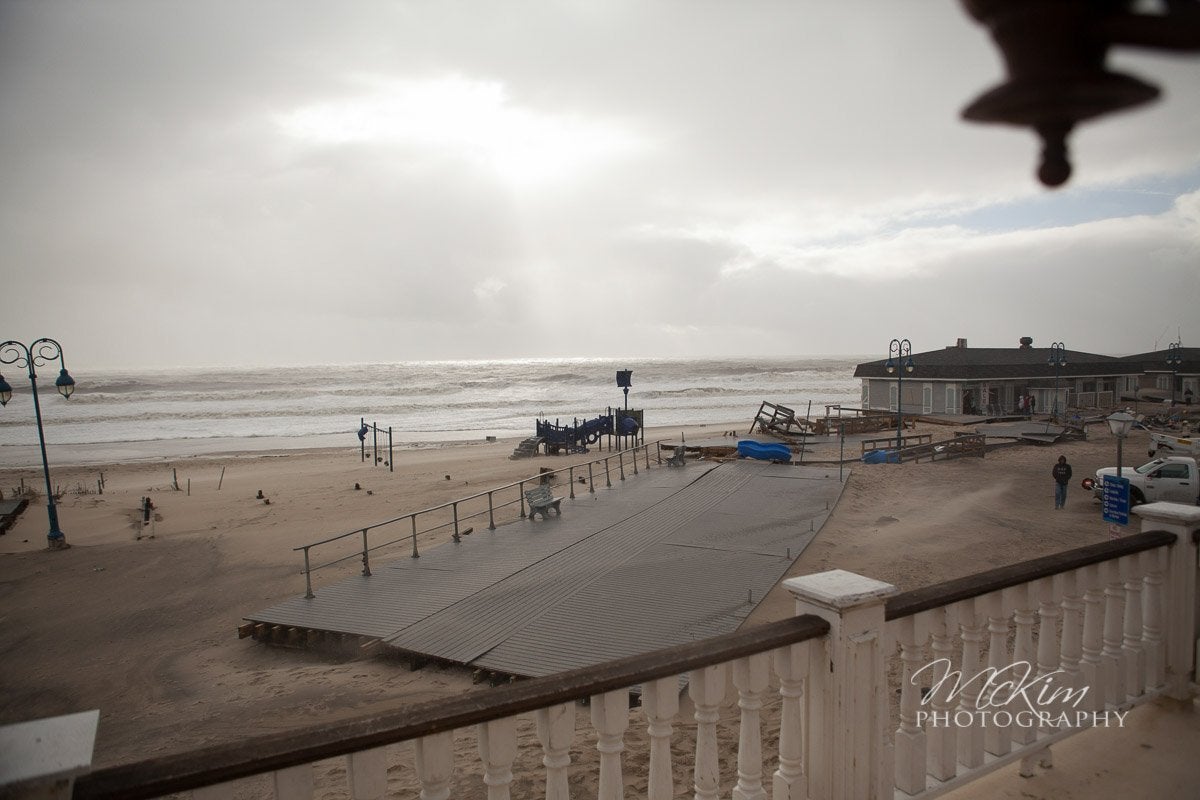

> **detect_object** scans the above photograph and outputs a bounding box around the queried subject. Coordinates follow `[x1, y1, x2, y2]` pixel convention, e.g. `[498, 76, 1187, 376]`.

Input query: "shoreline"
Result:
[0, 421, 742, 471]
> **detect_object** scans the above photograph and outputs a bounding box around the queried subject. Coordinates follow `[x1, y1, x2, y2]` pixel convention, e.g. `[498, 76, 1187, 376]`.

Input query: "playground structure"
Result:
[533, 407, 644, 455]
[358, 418, 394, 472]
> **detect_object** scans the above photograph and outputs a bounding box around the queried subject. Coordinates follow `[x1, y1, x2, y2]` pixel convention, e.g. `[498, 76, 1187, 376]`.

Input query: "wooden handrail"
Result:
[74, 614, 830, 800]
[885, 529, 1176, 621]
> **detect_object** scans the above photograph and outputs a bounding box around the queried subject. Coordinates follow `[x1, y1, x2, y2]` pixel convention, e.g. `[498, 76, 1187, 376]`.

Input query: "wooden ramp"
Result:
[245, 460, 847, 678]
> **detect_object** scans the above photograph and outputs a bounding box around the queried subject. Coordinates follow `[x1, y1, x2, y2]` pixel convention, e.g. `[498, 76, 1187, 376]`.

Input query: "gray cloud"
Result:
[1, 1, 1197, 367]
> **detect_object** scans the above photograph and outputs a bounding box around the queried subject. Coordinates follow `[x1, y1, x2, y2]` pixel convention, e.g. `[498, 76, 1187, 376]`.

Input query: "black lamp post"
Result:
[1048, 342, 1067, 421]
[1166, 342, 1182, 405]
[885, 339, 914, 447]
[616, 370, 632, 411]
[0, 338, 76, 550]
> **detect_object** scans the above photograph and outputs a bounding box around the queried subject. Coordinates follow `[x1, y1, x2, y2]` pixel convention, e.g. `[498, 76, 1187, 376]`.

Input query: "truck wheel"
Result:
[1130, 488, 1146, 506]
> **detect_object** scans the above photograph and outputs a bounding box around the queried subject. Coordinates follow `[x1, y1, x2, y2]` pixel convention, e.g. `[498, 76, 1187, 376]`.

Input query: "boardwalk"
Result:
[246, 459, 846, 677]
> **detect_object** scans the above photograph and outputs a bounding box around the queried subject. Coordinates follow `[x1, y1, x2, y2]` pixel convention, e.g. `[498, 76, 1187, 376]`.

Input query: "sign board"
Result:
[1101, 474, 1130, 526]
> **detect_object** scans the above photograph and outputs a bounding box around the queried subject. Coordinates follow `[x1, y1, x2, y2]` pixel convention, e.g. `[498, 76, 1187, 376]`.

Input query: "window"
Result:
[946, 386, 959, 415]
[1157, 464, 1189, 480]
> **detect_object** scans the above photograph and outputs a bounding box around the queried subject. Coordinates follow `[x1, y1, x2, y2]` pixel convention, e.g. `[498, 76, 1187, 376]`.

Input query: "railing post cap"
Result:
[1132, 502, 1200, 526]
[784, 569, 897, 609]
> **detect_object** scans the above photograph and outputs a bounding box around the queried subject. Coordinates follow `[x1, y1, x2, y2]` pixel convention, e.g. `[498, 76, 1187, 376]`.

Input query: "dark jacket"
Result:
[1052, 462, 1072, 485]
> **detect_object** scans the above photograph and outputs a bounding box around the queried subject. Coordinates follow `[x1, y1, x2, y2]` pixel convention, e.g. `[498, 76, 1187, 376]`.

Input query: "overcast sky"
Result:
[2, 1, 1197, 369]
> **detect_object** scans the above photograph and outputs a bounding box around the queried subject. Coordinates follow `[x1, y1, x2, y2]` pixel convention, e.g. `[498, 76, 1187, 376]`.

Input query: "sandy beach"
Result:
[1, 422, 1197, 798]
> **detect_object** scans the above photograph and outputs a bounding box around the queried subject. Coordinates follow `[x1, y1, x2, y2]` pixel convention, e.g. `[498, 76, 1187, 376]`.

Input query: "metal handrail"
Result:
[296, 440, 668, 597]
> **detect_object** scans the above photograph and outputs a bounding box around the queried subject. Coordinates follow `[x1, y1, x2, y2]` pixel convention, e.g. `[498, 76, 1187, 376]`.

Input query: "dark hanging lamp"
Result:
[960, 0, 1200, 187]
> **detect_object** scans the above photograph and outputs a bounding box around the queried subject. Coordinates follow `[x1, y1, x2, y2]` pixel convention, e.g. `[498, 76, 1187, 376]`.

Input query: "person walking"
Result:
[1052, 455, 1072, 509]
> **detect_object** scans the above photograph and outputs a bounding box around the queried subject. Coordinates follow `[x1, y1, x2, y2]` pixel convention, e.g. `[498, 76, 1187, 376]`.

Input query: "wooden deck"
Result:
[245, 459, 847, 678]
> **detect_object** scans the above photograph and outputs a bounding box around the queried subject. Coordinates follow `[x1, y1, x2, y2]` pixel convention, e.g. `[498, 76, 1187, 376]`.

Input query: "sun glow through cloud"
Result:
[276, 74, 647, 187]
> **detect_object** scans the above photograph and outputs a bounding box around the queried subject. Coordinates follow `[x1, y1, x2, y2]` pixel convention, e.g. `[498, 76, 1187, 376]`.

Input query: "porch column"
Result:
[1133, 502, 1200, 700]
[784, 569, 897, 800]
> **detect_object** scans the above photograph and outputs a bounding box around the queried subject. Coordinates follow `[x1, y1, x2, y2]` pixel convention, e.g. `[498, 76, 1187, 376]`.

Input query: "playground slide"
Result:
[737, 440, 792, 462]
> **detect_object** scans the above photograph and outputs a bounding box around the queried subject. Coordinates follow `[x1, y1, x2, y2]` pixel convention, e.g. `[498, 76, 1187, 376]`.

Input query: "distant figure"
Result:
[1028, 395, 1037, 417]
[1052, 455, 1072, 509]
[1185, 387, 1194, 405]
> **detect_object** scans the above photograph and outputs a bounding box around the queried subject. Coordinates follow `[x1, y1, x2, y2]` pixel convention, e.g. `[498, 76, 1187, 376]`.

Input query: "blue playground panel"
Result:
[862, 449, 900, 464]
[737, 440, 792, 461]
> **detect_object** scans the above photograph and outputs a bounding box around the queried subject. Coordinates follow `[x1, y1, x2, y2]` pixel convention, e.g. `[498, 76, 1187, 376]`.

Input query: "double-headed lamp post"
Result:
[1106, 410, 1136, 479]
[0, 338, 76, 550]
[1048, 342, 1067, 421]
[1166, 342, 1182, 405]
[885, 338, 914, 447]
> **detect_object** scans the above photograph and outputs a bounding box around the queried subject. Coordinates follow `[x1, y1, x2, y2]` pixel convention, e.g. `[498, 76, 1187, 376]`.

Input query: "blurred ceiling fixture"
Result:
[960, 0, 1200, 187]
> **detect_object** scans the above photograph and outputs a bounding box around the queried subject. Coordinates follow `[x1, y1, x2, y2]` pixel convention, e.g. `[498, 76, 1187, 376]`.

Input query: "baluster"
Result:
[569, 467, 576, 499]
[415, 732, 453, 800]
[926, 606, 958, 782]
[632, 447, 639, 475]
[588, 462, 596, 494]
[689, 663, 726, 800]
[642, 677, 679, 800]
[478, 717, 518, 800]
[893, 615, 928, 793]
[1141, 547, 1167, 690]
[1079, 564, 1106, 713]
[605, 458, 612, 488]
[1101, 560, 1127, 706]
[618, 451, 626, 481]
[732, 653, 769, 800]
[346, 746, 388, 800]
[272, 764, 313, 799]
[1120, 554, 1146, 701]
[1010, 584, 1038, 747]
[772, 641, 809, 800]
[591, 689, 629, 800]
[1035, 575, 1062, 748]
[983, 592, 1012, 757]
[536, 702, 576, 800]
[955, 598, 986, 768]
[1058, 569, 1085, 715]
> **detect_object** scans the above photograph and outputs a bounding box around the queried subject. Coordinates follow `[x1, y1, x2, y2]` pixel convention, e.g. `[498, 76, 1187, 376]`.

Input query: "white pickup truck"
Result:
[1083, 456, 1200, 506]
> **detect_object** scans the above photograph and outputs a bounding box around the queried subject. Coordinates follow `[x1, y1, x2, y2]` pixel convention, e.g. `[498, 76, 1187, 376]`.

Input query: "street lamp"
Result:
[1048, 342, 1067, 421]
[885, 338, 914, 447]
[1106, 410, 1136, 479]
[0, 338, 76, 550]
[616, 370, 632, 411]
[1166, 342, 1182, 405]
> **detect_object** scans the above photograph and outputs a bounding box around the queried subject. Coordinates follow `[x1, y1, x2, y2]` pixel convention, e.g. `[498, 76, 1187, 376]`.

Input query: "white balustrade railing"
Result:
[46, 504, 1199, 800]
[881, 502, 1198, 798]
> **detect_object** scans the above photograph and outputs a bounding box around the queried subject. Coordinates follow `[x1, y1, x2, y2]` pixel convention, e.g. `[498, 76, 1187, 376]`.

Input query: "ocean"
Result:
[0, 357, 866, 467]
